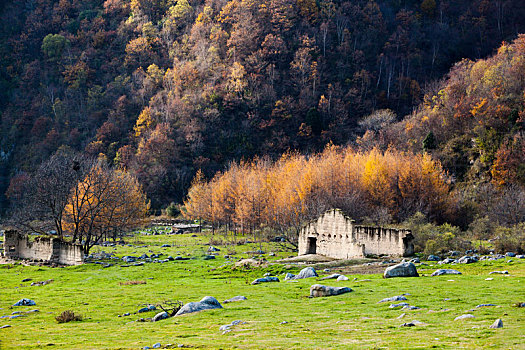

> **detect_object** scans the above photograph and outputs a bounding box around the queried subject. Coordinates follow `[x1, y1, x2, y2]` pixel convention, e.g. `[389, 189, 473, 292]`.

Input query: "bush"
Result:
[55, 310, 82, 323]
[493, 223, 525, 254]
[165, 202, 180, 217]
[404, 212, 470, 254]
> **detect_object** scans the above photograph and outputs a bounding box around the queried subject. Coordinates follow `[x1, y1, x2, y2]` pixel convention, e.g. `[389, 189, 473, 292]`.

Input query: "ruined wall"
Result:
[354, 225, 414, 257]
[298, 209, 365, 259]
[3, 230, 84, 265]
[298, 209, 414, 259]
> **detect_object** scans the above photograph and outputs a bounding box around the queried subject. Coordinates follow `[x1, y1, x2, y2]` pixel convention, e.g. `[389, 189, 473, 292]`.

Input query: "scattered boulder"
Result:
[384, 262, 419, 278]
[161, 244, 171, 248]
[489, 270, 509, 275]
[438, 258, 457, 265]
[203, 255, 216, 260]
[319, 273, 341, 280]
[476, 304, 496, 308]
[208, 246, 220, 252]
[458, 256, 478, 264]
[309, 284, 352, 297]
[152, 343, 162, 349]
[378, 295, 408, 303]
[400, 320, 424, 327]
[431, 269, 462, 276]
[152, 312, 169, 322]
[122, 256, 136, 263]
[21, 278, 32, 282]
[175, 296, 223, 316]
[337, 275, 349, 281]
[389, 303, 410, 309]
[138, 305, 156, 313]
[13, 299, 36, 307]
[285, 267, 318, 280]
[505, 252, 515, 257]
[0, 325, 11, 329]
[427, 255, 441, 261]
[489, 319, 503, 329]
[410, 258, 420, 263]
[454, 314, 475, 321]
[223, 296, 247, 304]
[402, 305, 420, 310]
[251, 277, 280, 285]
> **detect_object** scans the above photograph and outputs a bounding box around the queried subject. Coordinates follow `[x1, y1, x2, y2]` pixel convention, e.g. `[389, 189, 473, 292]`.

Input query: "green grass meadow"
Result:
[1, 230, 524, 349]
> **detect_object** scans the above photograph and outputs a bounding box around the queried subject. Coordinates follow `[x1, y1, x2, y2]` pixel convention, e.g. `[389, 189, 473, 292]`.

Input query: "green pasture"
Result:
[0, 230, 524, 349]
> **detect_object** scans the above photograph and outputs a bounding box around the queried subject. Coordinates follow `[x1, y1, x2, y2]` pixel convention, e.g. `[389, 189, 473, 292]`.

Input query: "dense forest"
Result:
[1, 0, 524, 216]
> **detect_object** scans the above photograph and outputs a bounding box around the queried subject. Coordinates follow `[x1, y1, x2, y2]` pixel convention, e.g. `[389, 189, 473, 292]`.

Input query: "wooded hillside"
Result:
[1, 0, 524, 213]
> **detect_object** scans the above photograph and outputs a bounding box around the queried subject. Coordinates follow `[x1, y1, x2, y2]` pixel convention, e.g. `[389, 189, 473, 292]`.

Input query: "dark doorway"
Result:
[307, 237, 317, 254]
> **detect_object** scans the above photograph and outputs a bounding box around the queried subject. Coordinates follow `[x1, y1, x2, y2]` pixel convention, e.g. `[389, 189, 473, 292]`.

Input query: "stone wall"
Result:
[3, 230, 84, 265]
[298, 209, 414, 259]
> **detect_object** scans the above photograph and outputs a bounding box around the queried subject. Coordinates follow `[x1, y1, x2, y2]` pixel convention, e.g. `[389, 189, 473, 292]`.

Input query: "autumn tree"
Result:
[63, 160, 149, 254]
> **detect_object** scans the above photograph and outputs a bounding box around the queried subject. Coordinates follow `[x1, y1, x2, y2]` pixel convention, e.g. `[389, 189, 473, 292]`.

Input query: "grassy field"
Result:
[0, 230, 524, 350]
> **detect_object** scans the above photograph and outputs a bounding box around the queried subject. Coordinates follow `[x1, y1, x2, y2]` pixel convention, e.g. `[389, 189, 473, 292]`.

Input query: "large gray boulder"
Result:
[310, 284, 352, 297]
[383, 262, 419, 278]
[431, 269, 462, 276]
[175, 296, 222, 316]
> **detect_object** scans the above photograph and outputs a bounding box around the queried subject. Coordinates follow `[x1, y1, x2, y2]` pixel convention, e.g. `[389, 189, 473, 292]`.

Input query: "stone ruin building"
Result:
[2, 230, 84, 265]
[298, 209, 414, 259]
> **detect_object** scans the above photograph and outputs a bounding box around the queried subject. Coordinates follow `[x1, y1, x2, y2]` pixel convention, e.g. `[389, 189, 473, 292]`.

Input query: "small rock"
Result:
[309, 284, 352, 297]
[0, 325, 11, 329]
[152, 343, 161, 349]
[431, 269, 462, 276]
[208, 246, 220, 252]
[231, 320, 243, 326]
[13, 299, 36, 307]
[319, 273, 341, 280]
[269, 252, 275, 256]
[427, 255, 441, 261]
[384, 262, 419, 278]
[152, 311, 169, 322]
[389, 303, 410, 309]
[489, 319, 503, 328]
[458, 256, 478, 264]
[280, 321, 288, 324]
[263, 272, 272, 277]
[21, 278, 32, 282]
[476, 304, 496, 308]
[204, 255, 216, 260]
[161, 244, 171, 248]
[223, 296, 247, 303]
[505, 252, 515, 257]
[337, 275, 349, 281]
[485, 278, 494, 281]
[438, 258, 457, 265]
[378, 295, 408, 303]
[397, 313, 406, 319]
[251, 277, 279, 285]
[402, 305, 421, 310]
[454, 314, 475, 321]
[219, 324, 231, 331]
[286, 267, 318, 280]
[489, 271, 509, 275]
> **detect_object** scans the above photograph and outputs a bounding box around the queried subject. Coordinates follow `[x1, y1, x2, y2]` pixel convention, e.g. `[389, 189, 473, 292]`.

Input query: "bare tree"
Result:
[8, 150, 92, 237]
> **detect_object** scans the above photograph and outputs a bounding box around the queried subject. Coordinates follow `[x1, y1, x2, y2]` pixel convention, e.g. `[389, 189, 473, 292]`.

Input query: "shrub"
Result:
[55, 310, 82, 323]
[493, 223, 525, 253]
[165, 202, 180, 217]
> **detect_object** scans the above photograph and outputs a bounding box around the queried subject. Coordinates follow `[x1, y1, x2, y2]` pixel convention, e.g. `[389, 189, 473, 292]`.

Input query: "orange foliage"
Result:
[183, 146, 451, 237]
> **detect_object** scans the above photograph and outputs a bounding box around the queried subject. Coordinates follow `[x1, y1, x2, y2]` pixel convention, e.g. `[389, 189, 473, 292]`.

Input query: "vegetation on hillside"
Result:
[1, 0, 525, 212]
